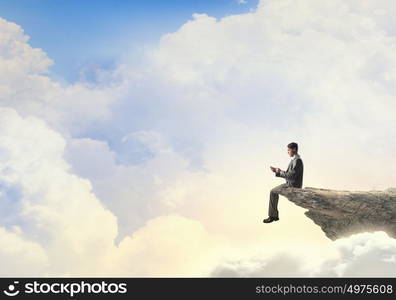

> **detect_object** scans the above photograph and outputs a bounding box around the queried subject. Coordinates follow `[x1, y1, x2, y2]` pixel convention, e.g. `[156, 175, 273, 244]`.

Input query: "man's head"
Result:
[287, 142, 298, 157]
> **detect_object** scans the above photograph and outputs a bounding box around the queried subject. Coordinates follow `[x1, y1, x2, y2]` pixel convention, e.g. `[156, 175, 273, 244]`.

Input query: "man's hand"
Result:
[275, 168, 281, 173]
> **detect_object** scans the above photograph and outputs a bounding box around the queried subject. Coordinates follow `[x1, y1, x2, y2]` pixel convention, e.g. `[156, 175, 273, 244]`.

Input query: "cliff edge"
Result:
[277, 186, 396, 240]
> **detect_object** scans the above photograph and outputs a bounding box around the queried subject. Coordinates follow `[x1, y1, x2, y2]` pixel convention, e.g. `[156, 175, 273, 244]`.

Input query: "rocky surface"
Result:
[277, 186, 396, 240]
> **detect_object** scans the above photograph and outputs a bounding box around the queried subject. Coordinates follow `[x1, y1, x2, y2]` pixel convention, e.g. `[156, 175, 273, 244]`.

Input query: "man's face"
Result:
[287, 147, 296, 157]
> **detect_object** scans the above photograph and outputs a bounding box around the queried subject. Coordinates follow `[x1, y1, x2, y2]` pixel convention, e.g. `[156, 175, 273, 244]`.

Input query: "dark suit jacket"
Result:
[275, 154, 304, 188]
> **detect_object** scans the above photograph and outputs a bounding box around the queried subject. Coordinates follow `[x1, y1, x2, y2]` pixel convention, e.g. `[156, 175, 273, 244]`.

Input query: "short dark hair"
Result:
[287, 142, 298, 151]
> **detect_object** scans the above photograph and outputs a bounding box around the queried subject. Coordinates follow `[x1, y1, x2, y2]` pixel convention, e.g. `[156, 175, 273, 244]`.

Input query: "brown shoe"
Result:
[263, 216, 279, 223]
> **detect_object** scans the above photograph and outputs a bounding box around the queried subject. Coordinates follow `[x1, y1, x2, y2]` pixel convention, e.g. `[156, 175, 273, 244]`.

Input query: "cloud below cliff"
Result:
[210, 231, 396, 277]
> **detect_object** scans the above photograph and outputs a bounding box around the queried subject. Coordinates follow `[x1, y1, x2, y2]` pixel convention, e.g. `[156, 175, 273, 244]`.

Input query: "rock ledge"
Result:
[278, 186, 396, 240]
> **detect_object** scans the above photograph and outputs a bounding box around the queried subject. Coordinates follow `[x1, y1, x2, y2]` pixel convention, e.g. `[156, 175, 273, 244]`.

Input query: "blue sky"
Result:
[0, 0, 258, 83]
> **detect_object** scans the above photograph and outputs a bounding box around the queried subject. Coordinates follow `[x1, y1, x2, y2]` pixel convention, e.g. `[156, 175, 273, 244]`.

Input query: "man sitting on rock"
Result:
[263, 142, 304, 223]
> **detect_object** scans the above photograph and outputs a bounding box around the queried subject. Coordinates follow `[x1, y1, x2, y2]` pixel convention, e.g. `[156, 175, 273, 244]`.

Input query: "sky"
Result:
[0, 0, 258, 83]
[0, 0, 396, 277]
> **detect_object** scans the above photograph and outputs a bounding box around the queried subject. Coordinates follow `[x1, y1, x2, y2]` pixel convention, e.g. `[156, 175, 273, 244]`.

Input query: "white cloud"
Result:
[141, 0, 396, 191]
[63, 133, 195, 242]
[76, 0, 396, 245]
[0, 107, 118, 275]
[0, 17, 126, 137]
[210, 232, 396, 277]
[110, 214, 225, 276]
[0, 226, 49, 276]
[0, 107, 223, 276]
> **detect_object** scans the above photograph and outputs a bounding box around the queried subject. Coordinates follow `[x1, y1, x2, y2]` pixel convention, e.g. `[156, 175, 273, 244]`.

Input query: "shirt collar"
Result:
[291, 153, 300, 160]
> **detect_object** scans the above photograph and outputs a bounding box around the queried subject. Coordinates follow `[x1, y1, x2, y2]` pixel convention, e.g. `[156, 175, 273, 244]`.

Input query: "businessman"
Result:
[263, 142, 304, 223]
